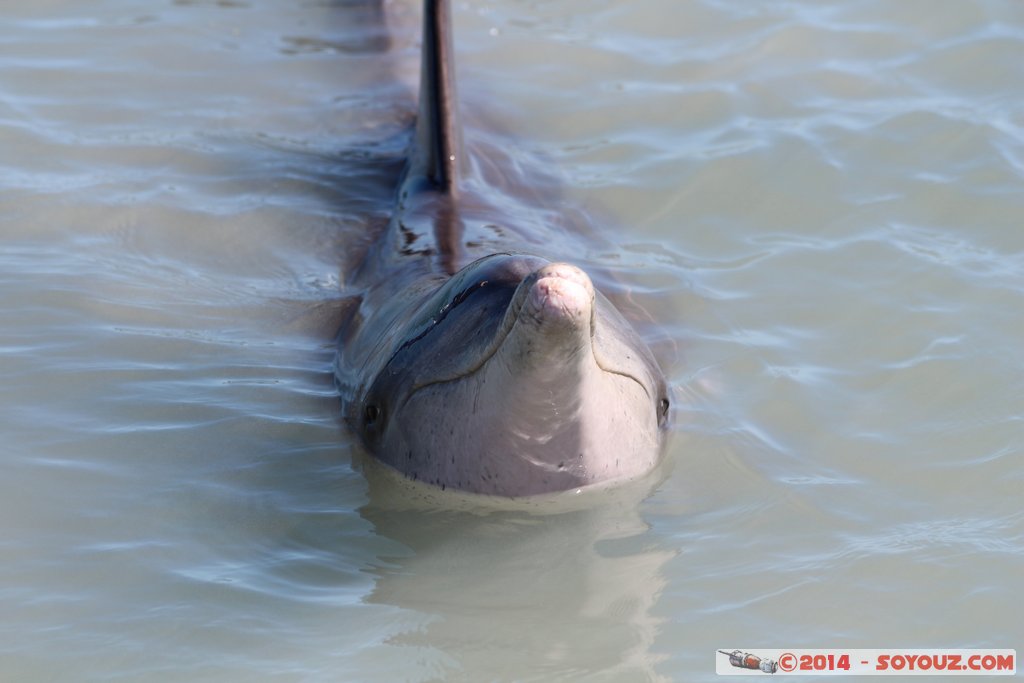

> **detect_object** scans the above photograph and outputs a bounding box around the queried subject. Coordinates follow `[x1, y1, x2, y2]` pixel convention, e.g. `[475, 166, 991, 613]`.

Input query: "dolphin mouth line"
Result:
[398, 289, 652, 411]
[398, 282, 530, 406]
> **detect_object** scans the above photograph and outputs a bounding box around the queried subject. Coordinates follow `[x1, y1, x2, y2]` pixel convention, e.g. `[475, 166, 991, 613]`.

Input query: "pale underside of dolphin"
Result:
[334, 0, 670, 497]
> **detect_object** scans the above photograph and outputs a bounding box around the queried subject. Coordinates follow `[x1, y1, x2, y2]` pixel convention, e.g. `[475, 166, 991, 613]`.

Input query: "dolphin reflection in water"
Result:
[335, 0, 671, 496]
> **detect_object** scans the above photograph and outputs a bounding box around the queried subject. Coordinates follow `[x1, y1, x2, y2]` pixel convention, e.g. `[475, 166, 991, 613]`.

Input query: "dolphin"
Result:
[335, 0, 670, 497]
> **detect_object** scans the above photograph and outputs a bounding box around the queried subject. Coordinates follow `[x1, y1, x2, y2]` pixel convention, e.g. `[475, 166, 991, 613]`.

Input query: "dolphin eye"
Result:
[657, 398, 670, 426]
[365, 404, 382, 427]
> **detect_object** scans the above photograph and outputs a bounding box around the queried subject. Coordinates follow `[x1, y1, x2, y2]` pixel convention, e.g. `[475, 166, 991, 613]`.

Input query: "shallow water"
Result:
[2, 0, 1022, 681]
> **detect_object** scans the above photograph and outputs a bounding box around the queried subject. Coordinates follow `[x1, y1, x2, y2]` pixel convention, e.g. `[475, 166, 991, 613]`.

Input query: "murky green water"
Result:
[1, 1, 1021, 680]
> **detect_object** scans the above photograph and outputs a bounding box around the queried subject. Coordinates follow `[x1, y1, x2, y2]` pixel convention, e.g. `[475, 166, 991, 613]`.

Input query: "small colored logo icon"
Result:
[719, 650, 778, 674]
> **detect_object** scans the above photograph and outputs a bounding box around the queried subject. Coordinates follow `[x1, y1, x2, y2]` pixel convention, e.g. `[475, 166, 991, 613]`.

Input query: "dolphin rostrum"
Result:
[335, 0, 670, 497]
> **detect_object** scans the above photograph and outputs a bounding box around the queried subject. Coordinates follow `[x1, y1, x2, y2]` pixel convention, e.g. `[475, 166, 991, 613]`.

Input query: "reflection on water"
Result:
[1, 0, 1022, 681]
[359, 464, 675, 681]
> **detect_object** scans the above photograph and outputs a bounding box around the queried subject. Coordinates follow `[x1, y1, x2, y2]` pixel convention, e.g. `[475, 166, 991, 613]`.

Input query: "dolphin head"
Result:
[353, 253, 670, 496]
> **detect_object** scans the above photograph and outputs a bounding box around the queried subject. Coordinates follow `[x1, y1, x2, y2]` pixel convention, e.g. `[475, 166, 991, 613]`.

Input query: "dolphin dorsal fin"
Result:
[411, 0, 462, 195]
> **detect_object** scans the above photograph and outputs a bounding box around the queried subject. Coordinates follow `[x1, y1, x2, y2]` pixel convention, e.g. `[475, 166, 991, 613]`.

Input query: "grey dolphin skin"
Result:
[335, 0, 670, 496]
